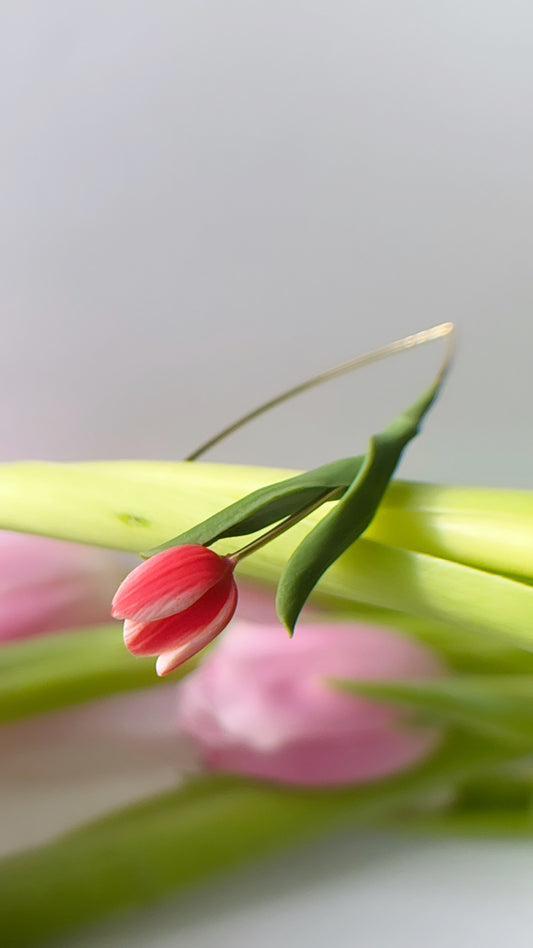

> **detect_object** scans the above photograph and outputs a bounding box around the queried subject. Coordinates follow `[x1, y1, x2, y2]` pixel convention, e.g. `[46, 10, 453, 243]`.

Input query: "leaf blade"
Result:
[143, 456, 365, 555]
[276, 381, 441, 632]
[335, 675, 533, 750]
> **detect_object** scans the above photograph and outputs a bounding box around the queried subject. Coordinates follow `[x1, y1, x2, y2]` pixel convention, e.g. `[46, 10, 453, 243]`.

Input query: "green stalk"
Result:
[383, 770, 533, 835]
[0, 733, 515, 947]
[0, 625, 198, 723]
[234, 530, 533, 653]
[386, 811, 533, 835]
[366, 480, 533, 580]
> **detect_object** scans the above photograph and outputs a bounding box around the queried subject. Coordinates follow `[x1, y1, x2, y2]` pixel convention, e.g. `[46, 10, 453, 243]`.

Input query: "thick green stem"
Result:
[0, 462, 532, 583]
[366, 481, 533, 580]
[233, 531, 533, 653]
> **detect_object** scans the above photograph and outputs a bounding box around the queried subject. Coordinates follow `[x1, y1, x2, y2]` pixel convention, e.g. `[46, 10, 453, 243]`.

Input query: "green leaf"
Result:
[143, 455, 365, 555]
[276, 380, 442, 632]
[317, 601, 533, 675]
[364, 481, 533, 582]
[0, 459, 296, 553]
[0, 625, 198, 723]
[451, 772, 533, 814]
[387, 771, 533, 835]
[2, 460, 533, 583]
[303, 538, 533, 653]
[0, 732, 517, 946]
[336, 675, 533, 750]
[393, 809, 533, 836]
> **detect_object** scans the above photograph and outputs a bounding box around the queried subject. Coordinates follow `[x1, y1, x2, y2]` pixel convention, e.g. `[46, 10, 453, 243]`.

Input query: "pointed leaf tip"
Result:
[275, 374, 449, 631]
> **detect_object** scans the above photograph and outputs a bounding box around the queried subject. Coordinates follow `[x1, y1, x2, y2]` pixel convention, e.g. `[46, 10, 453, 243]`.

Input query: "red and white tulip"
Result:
[112, 544, 238, 676]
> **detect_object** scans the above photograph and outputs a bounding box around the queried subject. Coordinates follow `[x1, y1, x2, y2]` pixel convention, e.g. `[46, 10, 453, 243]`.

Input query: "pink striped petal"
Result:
[124, 575, 238, 657]
[155, 588, 238, 676]
[112, 545, 231, 622]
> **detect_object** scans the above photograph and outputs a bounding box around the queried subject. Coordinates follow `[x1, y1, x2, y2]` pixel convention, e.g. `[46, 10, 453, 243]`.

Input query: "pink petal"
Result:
[201, 727, 440, 786]
[112, 545, 231, 622]
[0, 532, 130, 643]
[124, 575, 238, 656]
[156, 581, 238, 676]
[177, 620, 445, 787]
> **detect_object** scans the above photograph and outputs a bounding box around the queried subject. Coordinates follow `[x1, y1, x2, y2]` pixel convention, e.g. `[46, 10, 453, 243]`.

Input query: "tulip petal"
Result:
[177, 620, 444, 786]
[124, 575, 238, 657]
[112, 545, 231, 622]
[156, 582, 238, 676]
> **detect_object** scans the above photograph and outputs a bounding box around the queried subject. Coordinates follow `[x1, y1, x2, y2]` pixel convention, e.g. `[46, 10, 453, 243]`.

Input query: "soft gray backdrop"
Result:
[2, 2, 533, 946]
[2, 1, 533, 483]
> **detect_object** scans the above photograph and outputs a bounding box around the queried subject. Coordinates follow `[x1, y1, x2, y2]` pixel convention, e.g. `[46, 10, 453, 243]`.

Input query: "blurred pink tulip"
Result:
[0, 531, 130, 643]
[177, 620, 444, 787]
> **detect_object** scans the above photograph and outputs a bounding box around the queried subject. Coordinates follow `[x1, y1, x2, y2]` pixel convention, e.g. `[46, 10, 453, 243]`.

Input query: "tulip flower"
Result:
[177, 620, 444, 786]
[112, 544, 238, 676]
[0, 531, 129, 644]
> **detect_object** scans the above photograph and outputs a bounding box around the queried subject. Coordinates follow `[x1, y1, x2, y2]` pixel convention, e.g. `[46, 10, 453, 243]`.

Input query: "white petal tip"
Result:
[155, 651, 180, 677]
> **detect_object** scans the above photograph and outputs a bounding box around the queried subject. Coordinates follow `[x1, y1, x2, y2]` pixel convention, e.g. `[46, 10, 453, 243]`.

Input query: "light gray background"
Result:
[2, 2, 533, 946]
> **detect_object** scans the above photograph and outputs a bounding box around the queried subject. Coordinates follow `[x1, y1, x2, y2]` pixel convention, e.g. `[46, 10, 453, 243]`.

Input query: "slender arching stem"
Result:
[229, 487, 343, 564]
[186, 322, 455, 461]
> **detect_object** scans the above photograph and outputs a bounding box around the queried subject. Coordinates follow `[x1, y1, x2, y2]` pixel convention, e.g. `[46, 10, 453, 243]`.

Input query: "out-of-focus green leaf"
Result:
[365, 481, 533, 581]
[336, 675, 533, 750]
[451, 772, 533, 814]
[0, 732, 517, 946]
[0, 459, 281, 552]
[0, 625, 197, 722]
[388, 770, 533, 834]
[379, 771, 533, 835]
[397, 810, 533, 835]
[320, 600, 533, 675]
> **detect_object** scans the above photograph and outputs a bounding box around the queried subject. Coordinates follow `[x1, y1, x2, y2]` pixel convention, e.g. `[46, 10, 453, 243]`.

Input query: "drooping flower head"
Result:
[111, 544, 238, 676]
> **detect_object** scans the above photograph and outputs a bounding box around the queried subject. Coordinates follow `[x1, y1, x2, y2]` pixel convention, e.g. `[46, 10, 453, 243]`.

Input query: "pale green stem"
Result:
[0, 461, 531, 582]
[365, 480, 533, 580]
[231, 529, 533, 653]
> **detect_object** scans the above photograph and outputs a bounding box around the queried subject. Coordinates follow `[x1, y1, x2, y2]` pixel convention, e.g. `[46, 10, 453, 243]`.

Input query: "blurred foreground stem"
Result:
[0, 625, 198, 723]
[0, 732, 518, 947]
